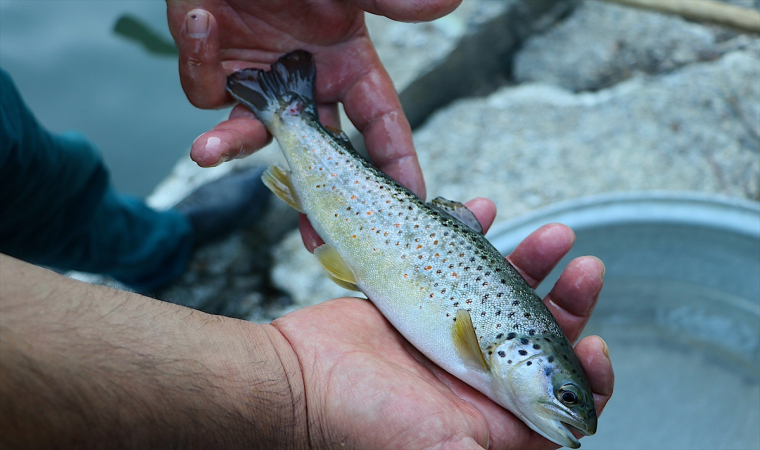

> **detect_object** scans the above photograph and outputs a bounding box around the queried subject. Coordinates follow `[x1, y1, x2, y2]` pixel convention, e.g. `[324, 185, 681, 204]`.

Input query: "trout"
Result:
[227, 51, 597, 448]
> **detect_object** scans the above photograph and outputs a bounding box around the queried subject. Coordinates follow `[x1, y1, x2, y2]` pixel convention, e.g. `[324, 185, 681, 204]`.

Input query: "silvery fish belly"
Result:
[227, 51, 597, 448]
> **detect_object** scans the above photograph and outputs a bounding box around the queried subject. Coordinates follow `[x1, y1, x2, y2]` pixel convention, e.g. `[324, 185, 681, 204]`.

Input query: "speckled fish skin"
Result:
[227, 50, 597, 448]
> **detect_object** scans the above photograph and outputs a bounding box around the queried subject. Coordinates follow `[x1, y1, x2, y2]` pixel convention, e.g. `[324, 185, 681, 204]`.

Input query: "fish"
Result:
[226, 50, 597, 448]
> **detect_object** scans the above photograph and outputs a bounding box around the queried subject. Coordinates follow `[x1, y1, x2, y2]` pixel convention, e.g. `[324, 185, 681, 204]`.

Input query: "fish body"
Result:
[227, 51, 596, 448]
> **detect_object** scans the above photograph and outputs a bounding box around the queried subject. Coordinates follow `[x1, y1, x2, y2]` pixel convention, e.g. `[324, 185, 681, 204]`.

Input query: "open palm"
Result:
[272, 222, 614, 450]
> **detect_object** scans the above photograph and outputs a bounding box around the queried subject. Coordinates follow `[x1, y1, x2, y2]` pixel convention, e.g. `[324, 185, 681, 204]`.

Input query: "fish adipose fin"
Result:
[314, 244, 361, 292]
[262, 164, 303, 213]
[452, 309, 489, 372]
[226, 50, 316, 126]
[324, 125, 354, 149]
[430, 197, 483, 234]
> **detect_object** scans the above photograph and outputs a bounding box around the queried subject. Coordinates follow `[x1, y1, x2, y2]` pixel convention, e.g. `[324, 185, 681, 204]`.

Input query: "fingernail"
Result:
[186, 9, 209, 38]
[600, 337, 610, 359]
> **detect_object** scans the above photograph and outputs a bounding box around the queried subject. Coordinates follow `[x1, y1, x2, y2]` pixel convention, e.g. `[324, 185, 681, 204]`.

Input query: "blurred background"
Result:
[0, 0, 226, 198]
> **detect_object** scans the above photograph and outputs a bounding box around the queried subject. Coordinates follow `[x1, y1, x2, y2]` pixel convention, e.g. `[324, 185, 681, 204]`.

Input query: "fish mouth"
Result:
[527, 404, 594, 448]
[562, 419, 594, 437]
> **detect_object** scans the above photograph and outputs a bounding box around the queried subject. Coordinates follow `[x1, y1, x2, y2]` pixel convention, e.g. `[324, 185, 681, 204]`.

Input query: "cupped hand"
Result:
[272, 201, 614, 450]
[166, 0, 461, 199]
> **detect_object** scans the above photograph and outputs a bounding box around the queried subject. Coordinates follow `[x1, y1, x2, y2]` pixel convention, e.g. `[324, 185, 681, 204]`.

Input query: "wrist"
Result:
[209, 320, 310, 449]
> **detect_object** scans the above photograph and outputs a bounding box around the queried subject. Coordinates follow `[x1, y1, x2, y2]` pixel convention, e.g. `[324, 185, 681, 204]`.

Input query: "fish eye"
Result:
[557, 384, 580, 406]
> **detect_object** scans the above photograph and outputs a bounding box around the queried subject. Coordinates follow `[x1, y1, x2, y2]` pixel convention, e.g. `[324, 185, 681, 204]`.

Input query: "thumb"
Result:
[177, 9, 228, 109]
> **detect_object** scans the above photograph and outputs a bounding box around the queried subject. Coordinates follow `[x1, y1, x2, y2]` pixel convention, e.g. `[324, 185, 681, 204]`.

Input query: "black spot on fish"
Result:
[519, 350, 528, 356]
[470, 257, 475, 262]
[498, 351, 506, 358]
[512, 301, 519, 306]
[507, 332, 516, 340]
[477, 266, 482, 271]
[548, 356, 555, 363]
[496, 333, 503, 339]
[526, 361, 532, 366]
[545, 367, 553, 376]
[529, 329, 536, 336]
[495, 310, 501, 316]
[507, 312, 515, 318]
[533, 344, 541, 350]
[544, 337, 552, 343]
[507, 359, 512, 364]
[520, 338, 529, 345]
[524, 313, 531, 318]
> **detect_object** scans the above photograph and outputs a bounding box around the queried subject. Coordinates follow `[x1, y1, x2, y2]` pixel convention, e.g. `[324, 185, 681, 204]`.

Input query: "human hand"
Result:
[272, 205, 614, 449]
[166, 0, 461, 199]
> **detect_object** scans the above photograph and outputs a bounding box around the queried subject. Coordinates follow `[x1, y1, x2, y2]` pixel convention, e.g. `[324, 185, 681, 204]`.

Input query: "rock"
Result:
[341, 0, 579, 150]
[514, 0, 722, 92]
[415, 50, 760, 227]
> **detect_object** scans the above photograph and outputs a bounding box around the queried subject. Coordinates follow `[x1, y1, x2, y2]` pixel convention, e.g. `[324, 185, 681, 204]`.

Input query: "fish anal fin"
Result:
[430, 197, 483, 234]
[452, 309, 490, 372]
[262, 165, 303, 213]
[314, 244, 360, 291]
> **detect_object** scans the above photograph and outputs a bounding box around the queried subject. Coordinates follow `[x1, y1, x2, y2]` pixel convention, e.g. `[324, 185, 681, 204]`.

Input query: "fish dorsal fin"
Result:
[262, 164, 303, 213]
[430, 197, 483, 234]
[314, 244, 361, 292]
[452, 309, 490, 372]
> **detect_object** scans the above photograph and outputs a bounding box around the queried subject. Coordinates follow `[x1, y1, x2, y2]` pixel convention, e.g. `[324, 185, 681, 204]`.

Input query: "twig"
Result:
[600, 0, 760, 34]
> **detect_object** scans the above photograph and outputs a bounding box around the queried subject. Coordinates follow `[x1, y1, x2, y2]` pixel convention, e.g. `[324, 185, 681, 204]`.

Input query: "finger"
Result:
[574, 336, 614, 416]
[544, 256, 605, 343]
[317, 102, 341, 130]
[463, 198, 497, 234]
[299, 214, 324, 253]
[335, 44, 427, 199]
[176, 9, 228, 109]
[353, 0, 463, 21]
[507, 223, 576, 288]
[190, 109, 271, 167]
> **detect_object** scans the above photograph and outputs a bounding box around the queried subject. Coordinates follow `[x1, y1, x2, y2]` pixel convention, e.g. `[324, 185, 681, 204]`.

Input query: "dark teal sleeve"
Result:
[0, 68, 193, 292]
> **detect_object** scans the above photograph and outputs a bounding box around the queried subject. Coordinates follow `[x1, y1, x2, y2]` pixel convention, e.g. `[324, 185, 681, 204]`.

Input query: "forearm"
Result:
[0, 254, 308, 449]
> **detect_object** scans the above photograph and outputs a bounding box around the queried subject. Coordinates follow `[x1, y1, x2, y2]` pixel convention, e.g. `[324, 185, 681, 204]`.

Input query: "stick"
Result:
[601, 0, 760, 34]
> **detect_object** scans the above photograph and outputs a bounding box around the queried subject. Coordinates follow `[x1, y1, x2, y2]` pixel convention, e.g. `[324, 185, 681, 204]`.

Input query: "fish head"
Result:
[488, 333, 597, 448]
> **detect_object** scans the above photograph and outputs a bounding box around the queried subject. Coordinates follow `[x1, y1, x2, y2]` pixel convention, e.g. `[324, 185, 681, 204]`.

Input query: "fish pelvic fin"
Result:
[430, 197, 483, 234]
[314, 244, 361, 292]
[452, 309, 490, 372]
[262, 164, 303, 213]
[226, 50, 316, 126]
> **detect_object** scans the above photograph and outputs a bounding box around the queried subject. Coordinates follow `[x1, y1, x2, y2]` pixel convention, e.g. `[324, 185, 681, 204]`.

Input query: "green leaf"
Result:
[113, 14, 178, 57]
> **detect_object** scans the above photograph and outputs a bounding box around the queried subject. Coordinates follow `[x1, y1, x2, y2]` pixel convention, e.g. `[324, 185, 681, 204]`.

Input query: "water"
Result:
[580, 278, 760, 450]
[0, 0, 226, 197]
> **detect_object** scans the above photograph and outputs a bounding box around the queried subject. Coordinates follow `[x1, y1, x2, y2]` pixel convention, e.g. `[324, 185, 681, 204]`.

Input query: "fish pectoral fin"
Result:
[314, 244, 361, 292]
[262, 164, 303, 213]
[430, 197, 483, 235]
[452, 309, 490, 372]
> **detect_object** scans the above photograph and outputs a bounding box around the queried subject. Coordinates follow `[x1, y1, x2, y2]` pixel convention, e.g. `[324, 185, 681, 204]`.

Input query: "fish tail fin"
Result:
[226, 50, 316, 126]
